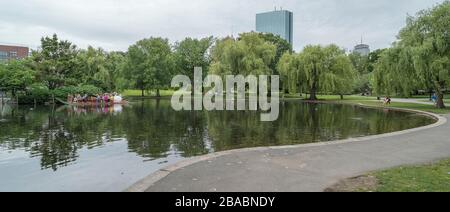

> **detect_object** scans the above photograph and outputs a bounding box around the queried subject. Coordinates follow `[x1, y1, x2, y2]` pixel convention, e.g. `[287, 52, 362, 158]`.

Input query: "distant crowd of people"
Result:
[67, 93, 123, 105]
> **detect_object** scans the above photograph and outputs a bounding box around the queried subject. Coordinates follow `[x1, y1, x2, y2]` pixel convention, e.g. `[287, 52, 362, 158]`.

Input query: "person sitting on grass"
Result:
[383, 96, 391, 105]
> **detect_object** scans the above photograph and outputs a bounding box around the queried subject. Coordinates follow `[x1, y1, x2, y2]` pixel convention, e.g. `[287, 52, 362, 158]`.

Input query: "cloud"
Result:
[0, 0, 445, 51]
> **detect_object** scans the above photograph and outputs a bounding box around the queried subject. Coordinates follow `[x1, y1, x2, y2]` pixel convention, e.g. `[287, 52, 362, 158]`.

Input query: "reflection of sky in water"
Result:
[0, 100, 436, 191]
[0, 139, 183, 192]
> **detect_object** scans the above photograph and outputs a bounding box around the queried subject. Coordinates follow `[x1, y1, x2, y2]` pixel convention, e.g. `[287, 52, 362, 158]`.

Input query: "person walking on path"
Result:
[431, 93, 437, 104]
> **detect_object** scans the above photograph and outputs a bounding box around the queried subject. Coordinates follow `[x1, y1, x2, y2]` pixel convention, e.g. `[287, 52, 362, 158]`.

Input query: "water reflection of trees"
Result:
[0, 101, 434, 171]
[205, 103, 435, 151]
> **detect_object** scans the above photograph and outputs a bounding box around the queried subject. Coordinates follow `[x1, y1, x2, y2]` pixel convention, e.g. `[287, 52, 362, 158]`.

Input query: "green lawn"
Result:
[370, 159, 450, 192]
[403, 95, 450, 100]
[400, 95, 450, 104]
[283, 94, 376, 101]
[122, 89, 175, 97]
[124, 91, 450, 114]
[283, 94, 450, 114]
[343, 100, 450, 114]
[418, 99, 450, 104]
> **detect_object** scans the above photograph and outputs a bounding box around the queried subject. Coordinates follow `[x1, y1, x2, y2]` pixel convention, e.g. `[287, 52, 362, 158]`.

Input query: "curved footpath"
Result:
[127, 110, 450, 192]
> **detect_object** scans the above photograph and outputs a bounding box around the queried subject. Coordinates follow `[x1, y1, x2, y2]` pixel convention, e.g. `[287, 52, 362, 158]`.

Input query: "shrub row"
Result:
[18, 84, 103, 104]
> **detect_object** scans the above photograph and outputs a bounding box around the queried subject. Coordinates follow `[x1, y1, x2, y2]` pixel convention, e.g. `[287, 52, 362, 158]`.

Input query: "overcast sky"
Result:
[0, 0, 445, 52]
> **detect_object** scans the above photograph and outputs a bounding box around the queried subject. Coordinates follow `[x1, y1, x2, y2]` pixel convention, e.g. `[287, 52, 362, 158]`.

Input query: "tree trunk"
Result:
[191, 81, 195, 97]
[309, 63, 318, 101]
[340, 94, 344, 100]
[156, 89, 161, 98]
[429, 89, 433, 101]
[436, 92, 446, 109]
[309, 85, 317, 101]
[141, 89, 145, 97]
[309, 79, 318, 101]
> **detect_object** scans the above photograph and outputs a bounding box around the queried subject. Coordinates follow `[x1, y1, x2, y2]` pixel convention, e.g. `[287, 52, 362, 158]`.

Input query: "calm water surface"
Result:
[0, 99, 436, 191]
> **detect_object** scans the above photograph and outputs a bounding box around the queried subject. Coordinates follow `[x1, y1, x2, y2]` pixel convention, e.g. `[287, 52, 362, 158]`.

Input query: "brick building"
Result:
[0, 44, 29, 61]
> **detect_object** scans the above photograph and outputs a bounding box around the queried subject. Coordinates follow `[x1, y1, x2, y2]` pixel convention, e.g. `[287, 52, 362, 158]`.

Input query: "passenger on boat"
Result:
[67, 94, 73, 104]
[74, 94, 81, 103]
[114, 94, 123, 103]
[103, 93, 109, 104]
[96, 94, 101, 104]
[82, 94, 88, 103]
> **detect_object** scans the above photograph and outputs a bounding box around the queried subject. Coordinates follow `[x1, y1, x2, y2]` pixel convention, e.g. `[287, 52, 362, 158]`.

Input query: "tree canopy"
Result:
[210, 32, 277, 77]
[75, 47, 126, 91]
[372, 0, 450, 108]
[30, 34, 78, 90]
[0, 60, 35, 96]
[124, 37, 174, 97]
[278, 44, 356, 100]
[258, 32, 293, 74]
[173, 37, 214, 92]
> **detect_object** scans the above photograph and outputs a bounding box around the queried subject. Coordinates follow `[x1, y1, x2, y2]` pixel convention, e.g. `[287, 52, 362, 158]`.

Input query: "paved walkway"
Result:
[127, 112, 450, 192]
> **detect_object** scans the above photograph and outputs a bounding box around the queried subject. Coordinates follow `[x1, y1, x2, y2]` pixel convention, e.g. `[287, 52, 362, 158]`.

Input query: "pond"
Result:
[0, 99, 436, 191]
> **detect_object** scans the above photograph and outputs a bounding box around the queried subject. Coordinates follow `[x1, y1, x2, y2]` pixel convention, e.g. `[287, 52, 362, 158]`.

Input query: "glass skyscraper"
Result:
[256, 10, 293, 46]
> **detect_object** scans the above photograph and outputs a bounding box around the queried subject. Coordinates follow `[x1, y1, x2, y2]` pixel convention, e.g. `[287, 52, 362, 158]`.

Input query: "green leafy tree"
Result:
[368, 49, 386, 73]
[124, 37, 174, 97]
[259, 32, 293, 73]
[349, 52, 370, 95]
[374, 1, 450, 108]
[0, 60, 35, 97]
[30, 34, 78, 90]
[349, 49, 386, 95]
[75, 47, 126, 91]
[277, 52, 305, 94]
[278, 45, 356, 100]
[173, 37, 214, 92]
[404, 1, 450, 108]
[105, 51, 127, 91]
[373, 46, 420, 98]
[210, 32, 276, 76]
[75, 46, 109, 90]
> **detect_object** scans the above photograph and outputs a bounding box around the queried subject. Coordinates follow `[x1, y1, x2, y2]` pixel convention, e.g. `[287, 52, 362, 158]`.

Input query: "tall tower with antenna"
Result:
[353, 35, 370, 56]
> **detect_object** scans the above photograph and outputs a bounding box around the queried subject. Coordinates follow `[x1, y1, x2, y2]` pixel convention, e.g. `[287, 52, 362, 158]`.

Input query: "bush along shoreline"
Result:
[16, 84, 103, 105]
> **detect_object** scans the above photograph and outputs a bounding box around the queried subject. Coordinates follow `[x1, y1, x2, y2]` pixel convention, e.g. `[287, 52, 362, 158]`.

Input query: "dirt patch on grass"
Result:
[325, 175, 379, 192]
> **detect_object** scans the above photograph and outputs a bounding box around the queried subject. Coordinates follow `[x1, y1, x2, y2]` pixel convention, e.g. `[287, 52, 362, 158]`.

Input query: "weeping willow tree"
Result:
[373, 1, 450, 108]
[277, 52, 305, 94]
[209, 32, 276, 77]
[75, 47, 126, 92]
[277, 44, 356, 100]
[372, 46, 419, 97]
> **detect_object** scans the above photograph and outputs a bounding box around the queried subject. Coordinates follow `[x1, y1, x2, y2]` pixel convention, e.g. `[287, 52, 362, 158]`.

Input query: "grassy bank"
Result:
[123, 91, 450, 114]
[344, 100, 450, 114]
[122, 89, 175, 97]
[283, 94, 450, 114]
[328, 158, 450, 192]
